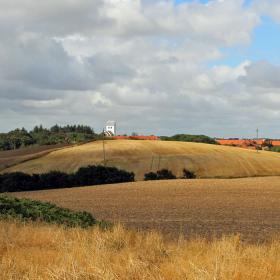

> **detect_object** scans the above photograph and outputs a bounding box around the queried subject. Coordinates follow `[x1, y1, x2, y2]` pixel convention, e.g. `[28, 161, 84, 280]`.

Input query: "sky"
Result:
[0, 0, 280, 138]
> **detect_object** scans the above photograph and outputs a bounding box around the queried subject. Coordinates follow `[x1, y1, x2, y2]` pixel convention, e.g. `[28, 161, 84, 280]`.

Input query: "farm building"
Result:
[105, 120, 116, 136]
[104, 120, 158, 140]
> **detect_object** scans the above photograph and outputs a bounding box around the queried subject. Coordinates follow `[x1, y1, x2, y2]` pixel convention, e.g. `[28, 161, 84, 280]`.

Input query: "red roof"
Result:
[217, 139, 280, 148]
[272, 140, 280, 146]
[112, 135, 159, 140]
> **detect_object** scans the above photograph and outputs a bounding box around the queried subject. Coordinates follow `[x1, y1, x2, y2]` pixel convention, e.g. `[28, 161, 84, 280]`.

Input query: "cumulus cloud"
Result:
[0, 0, 279, 137]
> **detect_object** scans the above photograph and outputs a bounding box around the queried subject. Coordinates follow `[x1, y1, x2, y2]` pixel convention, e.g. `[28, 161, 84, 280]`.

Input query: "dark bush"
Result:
[144, 169, 176, 181]
[0, 172, 35, 192]
[74, 165, 135, 186]
[0, 195, 99, 228]
[182, 169, 196, 179]
[39, 171, 70, 189]
[0, 165, 135, 193]
[156, 169, 176, 180]
[144, 172, 158, 181]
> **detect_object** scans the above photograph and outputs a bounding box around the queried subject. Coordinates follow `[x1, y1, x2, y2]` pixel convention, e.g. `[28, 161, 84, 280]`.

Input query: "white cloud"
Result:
[0, 0, 279, 137]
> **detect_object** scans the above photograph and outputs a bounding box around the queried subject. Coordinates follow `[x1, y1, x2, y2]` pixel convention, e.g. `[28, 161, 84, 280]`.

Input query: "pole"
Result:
[150, 156, 154, 171]
[102, 129, 106, 166]
[157, 155, 161, 170]
[256, 128, 259, 153]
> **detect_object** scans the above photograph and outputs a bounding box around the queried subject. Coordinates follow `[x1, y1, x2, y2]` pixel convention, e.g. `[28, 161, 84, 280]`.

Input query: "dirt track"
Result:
[14, 176, 280, 242]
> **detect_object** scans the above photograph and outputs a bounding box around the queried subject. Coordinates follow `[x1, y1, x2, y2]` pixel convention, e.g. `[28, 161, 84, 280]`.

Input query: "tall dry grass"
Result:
[1, 221, 280, 279]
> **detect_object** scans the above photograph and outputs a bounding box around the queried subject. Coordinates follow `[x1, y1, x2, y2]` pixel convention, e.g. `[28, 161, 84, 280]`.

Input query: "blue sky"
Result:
[176, 0, 280, 67]
[209, 16, 280, 67]
[175, 0, 253, 6]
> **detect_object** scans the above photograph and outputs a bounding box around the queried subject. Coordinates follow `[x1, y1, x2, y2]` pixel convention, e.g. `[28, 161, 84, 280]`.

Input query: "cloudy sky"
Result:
[1, 0, 280, 138]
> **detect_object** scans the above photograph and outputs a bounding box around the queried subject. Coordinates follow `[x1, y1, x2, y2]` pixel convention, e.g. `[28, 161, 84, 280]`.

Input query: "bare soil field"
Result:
[3, 140, 280, 179]
[14, 176, 280, 242]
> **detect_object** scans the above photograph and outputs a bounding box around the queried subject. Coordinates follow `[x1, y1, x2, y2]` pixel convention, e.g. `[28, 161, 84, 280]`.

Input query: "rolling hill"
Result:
[2, 140, 280, 179]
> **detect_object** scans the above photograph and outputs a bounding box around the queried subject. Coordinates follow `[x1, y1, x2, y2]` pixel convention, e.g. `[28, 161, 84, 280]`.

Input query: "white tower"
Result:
[105, 120, 116, 136]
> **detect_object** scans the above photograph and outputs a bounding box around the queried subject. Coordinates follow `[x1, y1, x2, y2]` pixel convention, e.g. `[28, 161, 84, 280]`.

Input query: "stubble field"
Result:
[0, 144, 69, 172]
[14, 176, 280, 242]
[3, 140, 280, 179]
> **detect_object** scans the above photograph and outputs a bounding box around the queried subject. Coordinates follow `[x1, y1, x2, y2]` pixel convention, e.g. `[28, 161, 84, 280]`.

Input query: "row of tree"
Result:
[144, 168, 196, 181]
[160, 134, 217, 144]
[0, 165, 135, 193]
[0, 125, 99, 151]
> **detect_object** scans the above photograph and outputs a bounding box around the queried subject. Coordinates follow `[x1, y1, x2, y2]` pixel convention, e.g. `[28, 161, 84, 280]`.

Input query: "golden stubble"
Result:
[3, 140, 280, 179]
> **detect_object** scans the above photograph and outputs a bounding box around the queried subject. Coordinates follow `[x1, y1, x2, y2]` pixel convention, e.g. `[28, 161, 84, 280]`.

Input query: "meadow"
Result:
[3, 140, 280, 179]
[14, 176, 280, 243]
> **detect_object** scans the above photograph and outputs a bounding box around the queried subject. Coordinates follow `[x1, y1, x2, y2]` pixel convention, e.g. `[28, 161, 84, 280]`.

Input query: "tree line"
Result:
[0, 165, 135, 193]
[160, 134, 217, 144]
[0, 125, 99, 151]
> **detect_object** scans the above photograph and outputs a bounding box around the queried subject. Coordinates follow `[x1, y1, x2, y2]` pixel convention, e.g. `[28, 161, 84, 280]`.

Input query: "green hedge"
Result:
[0, 195, 101, 228]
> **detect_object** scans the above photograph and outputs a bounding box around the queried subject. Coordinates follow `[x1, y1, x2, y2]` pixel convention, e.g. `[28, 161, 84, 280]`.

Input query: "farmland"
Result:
[0, 144, 69, 172]
[14, 176, 280, 243]
[3, 140, 280, 179]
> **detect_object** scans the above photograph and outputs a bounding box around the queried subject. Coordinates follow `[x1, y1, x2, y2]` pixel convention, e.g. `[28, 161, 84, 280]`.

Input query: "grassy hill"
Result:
[2, 140, 280, 179]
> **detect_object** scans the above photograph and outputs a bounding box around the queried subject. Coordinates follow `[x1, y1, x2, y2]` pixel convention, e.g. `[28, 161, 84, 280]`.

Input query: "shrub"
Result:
[0, 195, 99, 228]
[144, 169, 176, 181]
[182, 169, 196, 179]
[0, 172, 35, 192]
[39, 171, 70, 189]
[74, 165, 135, 186]
[0, 165, 135, 193]
[156, 169, 176, 180]
[144, 172, 158, 181]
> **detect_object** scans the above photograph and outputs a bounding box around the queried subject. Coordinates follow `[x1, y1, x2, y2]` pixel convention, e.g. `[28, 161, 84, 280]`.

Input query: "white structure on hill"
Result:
[105, 120, 116, 136]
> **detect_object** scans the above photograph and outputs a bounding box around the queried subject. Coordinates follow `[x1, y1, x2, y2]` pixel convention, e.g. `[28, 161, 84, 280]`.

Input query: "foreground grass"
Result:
[1, 221, 280, 279]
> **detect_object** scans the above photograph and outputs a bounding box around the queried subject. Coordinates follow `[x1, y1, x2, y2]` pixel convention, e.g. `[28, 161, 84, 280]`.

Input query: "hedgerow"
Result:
[0, 165, 135, 193]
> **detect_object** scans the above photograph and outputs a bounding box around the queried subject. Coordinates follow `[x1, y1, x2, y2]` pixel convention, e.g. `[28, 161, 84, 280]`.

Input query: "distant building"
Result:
[105, 120, 116, 136]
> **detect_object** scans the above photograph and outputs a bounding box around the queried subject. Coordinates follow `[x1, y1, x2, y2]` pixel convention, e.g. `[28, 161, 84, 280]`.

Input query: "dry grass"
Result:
[1, 220, 280, 280]
[14, 176, 280, 243]
[3, 140, 280, 179]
